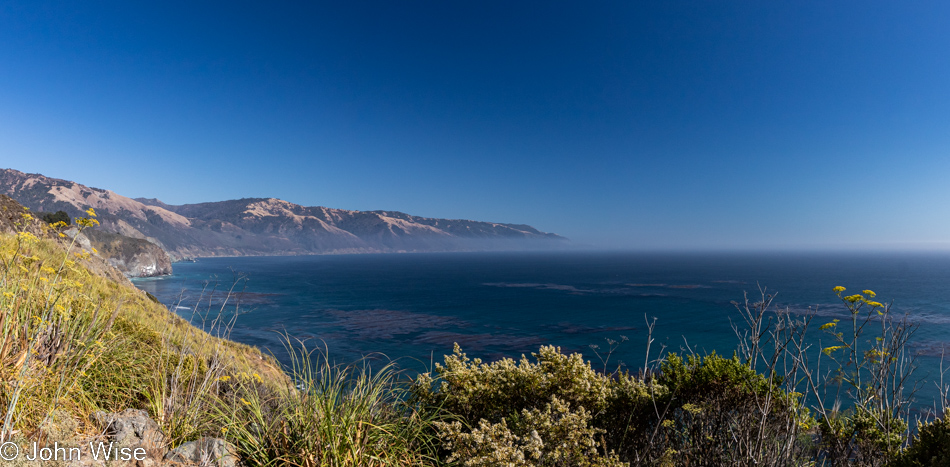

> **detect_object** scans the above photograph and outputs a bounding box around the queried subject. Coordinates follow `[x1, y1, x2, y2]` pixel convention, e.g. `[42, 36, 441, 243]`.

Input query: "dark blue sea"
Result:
[133, 251, 950, 406]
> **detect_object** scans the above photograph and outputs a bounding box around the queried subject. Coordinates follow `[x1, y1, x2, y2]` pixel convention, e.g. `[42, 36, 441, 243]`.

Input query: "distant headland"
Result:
[0, 168, 567, 276]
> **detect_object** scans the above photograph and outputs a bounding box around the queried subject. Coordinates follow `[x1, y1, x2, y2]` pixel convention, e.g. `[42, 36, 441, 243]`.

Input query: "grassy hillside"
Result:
[0, 197, 282, 447]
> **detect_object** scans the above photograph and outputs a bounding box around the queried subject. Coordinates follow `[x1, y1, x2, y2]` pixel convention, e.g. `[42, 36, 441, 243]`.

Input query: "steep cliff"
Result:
[83, 229, 173, 277]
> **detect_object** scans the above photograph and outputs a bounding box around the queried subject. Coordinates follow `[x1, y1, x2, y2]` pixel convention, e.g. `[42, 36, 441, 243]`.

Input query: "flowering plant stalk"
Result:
[0, 207, 116, 442]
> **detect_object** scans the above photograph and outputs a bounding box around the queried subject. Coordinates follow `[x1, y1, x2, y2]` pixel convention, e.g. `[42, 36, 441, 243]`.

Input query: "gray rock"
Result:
[64, 227, 94, 253]
[93, 409, 166, 465]
[94, 409, 165, 449]
[164, 438, 240, 467]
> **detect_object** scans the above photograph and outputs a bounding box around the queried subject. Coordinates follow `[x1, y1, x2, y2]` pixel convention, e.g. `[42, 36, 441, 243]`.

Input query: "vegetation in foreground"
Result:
[0, 201, 281, 457]
[1, 198, 949, 466]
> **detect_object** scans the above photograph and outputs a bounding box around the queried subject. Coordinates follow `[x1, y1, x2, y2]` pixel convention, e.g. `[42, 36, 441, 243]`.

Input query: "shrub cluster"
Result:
[895, 412, 950, 466]
[412, 344, 645, 466]
[411, 344, 810, 466]
[37, 210, 71, 226]
[406, 287, 950, 466]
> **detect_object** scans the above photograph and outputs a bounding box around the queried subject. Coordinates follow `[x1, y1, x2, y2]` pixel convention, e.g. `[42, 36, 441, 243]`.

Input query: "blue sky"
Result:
[2, 1, 949, 249]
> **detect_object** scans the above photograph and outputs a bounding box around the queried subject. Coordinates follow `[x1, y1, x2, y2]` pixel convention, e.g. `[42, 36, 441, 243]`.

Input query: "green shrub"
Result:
[414, 344, 646, 422]
[657, 352, 777, 400]
[641, 352, 809, 465]
[895, 411, 950, 467]
[438, 395, 624, 467]
[817, 408, 907, 464]
[414, 344, 653, 465]
[415, 344, 820, 466]
[38, 210, 70, 226]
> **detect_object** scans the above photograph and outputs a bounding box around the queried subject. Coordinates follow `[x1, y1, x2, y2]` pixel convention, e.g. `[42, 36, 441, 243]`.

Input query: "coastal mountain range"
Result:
[0, 168, 566, 267]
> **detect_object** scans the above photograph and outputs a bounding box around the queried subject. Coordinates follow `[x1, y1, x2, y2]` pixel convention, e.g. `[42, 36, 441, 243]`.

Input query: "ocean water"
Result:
[133, 251, 950, 405]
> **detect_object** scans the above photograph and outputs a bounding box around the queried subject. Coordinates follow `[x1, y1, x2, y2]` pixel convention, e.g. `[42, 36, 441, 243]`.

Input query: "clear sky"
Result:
[2, 1, 949, 249]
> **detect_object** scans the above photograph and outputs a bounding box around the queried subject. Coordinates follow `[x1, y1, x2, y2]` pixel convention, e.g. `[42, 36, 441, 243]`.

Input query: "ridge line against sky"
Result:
[2, 1, 949, 249]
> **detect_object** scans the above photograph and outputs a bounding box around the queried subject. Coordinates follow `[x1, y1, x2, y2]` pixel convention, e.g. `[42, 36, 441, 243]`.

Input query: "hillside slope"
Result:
[0, 196, 282, 452]
[1, 168, 567, 260]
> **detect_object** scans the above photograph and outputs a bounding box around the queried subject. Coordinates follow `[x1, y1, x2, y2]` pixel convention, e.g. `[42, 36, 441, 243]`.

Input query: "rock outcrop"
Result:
[0, 194, 45, 237]
[83, 229, 173, 277]
[165, 438, 240, 467]
[64, 410, 242, 466]
[93, 409, 166, 465]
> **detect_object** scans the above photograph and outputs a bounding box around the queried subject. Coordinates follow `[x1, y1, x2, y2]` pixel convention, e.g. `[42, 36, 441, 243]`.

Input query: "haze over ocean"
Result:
[135, 251, 950, 407]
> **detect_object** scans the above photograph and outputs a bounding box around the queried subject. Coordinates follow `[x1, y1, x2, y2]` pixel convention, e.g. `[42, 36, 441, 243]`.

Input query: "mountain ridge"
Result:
[0, 168, 567, 260]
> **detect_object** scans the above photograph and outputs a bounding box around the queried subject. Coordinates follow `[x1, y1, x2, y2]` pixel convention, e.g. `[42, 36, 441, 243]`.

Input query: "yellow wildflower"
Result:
[832, 286, 846, 293]
[85, 207, 97, 217]
[862, 290, 876, 297]
[76, 217, 100, 228]
[17, 231, 38, 244]
[844, 294, 863, 304]
[823, 345, 845, 356]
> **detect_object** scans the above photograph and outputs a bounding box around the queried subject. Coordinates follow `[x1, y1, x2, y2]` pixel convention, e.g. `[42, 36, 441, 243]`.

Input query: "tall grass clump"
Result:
[144, 278, 245, 446]
[216, 337, 437, 467]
